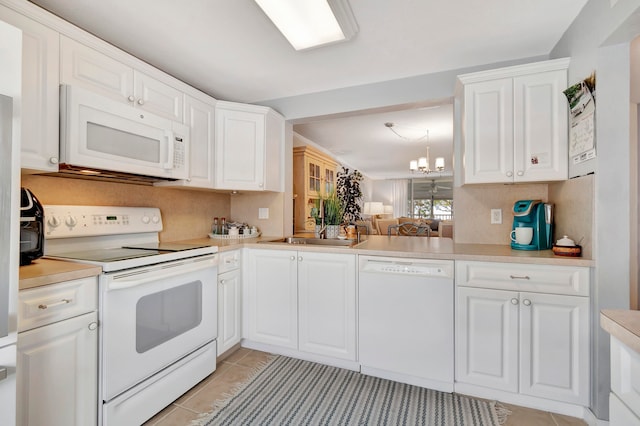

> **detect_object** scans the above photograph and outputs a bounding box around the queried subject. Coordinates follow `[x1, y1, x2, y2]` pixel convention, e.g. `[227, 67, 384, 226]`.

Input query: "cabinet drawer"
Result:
[456, 261, 589, 296]
[219, 249, 241, 274]
[18, 276, 98, 332]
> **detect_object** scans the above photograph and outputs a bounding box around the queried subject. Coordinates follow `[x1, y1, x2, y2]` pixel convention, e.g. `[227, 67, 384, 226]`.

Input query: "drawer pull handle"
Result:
[509, 275, 530, 280]
[38, 299, 71, 310]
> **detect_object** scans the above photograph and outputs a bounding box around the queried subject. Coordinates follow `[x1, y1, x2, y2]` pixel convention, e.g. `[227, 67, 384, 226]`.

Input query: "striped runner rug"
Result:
[197, 356, 507, 426]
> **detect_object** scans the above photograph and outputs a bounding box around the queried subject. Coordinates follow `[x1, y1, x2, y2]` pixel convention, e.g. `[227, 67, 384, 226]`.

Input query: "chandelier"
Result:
[409, 146, 445, 174]
[383, 122, 445, 174]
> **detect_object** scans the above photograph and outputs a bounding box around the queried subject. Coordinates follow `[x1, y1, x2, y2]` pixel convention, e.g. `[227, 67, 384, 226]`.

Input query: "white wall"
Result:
[551, 0, 640, 419]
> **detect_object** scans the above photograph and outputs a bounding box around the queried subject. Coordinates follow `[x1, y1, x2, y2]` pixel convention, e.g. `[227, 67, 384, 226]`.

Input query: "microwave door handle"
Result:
[164, 130, 174, 170]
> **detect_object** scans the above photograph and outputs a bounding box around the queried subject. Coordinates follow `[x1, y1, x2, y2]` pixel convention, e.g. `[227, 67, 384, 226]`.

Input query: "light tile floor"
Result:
[144, 348, 587, 426]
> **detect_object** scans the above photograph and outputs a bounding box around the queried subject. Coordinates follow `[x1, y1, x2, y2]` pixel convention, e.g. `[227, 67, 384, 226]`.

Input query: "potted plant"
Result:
[323, 191, 343, 238]
[336, 167, 363, 224]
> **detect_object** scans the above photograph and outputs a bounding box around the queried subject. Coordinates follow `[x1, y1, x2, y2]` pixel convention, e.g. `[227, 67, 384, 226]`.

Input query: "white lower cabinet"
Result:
[217, 267, 242, 356]
[17, 311, 98, 426]
[217, 249, 242, 356]
[455, 261, 590, 406]
[610, 336, 640, 424]
[245, 249, 356, 362]
[17, 276, 98, 426]
[298, 251, 357, 361]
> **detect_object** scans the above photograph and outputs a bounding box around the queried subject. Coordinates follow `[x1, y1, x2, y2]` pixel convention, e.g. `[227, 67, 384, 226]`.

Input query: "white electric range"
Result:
[44, 205, 218, 426]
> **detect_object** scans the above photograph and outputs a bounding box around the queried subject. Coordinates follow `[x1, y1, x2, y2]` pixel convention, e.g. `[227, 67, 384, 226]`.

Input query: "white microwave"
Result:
[59, 85, 189, 181]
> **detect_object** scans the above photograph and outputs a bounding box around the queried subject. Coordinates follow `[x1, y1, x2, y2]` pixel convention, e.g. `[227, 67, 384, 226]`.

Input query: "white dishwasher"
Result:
[358, 256, 454, 392]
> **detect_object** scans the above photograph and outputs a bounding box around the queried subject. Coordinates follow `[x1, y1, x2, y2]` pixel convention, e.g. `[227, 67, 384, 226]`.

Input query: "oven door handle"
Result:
[107, 259, 215, 290]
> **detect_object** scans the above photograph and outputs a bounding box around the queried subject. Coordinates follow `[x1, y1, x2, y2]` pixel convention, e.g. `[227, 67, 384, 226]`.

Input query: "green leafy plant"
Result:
[310, 199, 322, 225]
[336, 167, 363, 224]
[323, 191, 343, 226]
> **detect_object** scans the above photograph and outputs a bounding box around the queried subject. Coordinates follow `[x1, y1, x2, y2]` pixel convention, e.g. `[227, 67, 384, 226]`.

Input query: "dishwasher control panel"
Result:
[359, 256, 454, 278]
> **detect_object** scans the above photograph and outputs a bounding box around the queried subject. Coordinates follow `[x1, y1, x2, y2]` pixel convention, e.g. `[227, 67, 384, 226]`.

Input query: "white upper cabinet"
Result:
[459, 58, 569, 184]
[215, 101, 284, 192]
[0, 5, 60, 172]
[60, 35, 184, 122]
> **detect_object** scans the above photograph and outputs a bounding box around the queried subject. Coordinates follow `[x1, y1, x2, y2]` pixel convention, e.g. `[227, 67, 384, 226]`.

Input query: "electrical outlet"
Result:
[491, 209, 502, 224]
[258, 207, 269, 219]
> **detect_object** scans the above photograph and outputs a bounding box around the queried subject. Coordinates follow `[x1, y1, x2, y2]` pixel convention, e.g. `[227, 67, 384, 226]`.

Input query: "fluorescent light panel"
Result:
[255, 0, 357, 50]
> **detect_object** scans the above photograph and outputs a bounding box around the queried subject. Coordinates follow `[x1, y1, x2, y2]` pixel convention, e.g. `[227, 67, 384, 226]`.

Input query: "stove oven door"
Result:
[100, 254, 217, 401]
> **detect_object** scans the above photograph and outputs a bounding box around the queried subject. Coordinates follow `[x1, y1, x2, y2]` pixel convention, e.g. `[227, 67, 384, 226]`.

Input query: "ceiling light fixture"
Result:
[384, 122, 429, 142]
[384, 122, 445, 174]
[254, 0, 358, 51]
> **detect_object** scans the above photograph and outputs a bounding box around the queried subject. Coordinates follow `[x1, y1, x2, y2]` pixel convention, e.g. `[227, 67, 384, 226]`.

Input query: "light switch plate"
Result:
[491, 209, 502, 224]
[258, 208, 269, 219]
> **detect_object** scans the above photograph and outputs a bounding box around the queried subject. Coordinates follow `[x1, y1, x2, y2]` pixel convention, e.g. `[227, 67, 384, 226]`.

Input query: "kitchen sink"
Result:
[259, 237, 357, 247]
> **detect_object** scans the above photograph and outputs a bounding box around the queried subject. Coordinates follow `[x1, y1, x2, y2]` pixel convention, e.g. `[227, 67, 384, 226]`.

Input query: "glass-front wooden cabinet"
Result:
[293, 146, 339, 233]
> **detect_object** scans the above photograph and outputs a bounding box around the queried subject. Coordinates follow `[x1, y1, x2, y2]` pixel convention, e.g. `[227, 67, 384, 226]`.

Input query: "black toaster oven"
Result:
[20, 188, 44, 265]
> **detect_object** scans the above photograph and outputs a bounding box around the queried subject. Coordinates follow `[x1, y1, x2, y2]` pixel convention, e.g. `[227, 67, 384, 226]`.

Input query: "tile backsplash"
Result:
[21, 175, 231, 242]
[453, 175, 594, 258]
[454, 183, 548, 245]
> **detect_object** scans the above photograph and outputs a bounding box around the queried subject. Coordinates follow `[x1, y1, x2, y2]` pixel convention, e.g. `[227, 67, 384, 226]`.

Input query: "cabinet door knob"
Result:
[298, 256, 303, 262]
[517, 171, 524, 176]
[88, 322, 98, 331]
[511, 298, 519, 305]
[49, 157, 58, 164]
[220, 279, 225, 285]
[506, 171, 513, 177]
[127, 95, 135, 102]
[290, 256, 296, 261]
[137, 99, 145, 106]
[523, 299, 532, 306]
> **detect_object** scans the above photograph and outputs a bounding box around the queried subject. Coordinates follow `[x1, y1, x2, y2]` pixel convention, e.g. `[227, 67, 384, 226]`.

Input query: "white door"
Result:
[0, 6, 60, 172]
[246, 249, 298, 349]
[215, 106, 265, 190]
[456, 287, 519, 392]
[17, 311, 98, 426]
[463, 78, 514, 184]
[298, 252, 356, 361]
[101, 257, 217, 400]
[217, 268, 242, 356]
[519, 292, 589, 404]
[133, 71, 183, 122]
[60, 35, 133, 104]
[183, 94, 215, 188]
[513, 69, 568, 182]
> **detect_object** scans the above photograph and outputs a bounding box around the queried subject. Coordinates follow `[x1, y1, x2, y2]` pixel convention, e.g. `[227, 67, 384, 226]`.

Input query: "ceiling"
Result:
[27, 0, 589, 179]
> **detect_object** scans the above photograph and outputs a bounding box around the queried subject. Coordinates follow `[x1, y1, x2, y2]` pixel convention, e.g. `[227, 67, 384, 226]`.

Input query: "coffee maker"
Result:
[511, 200, 553, 250]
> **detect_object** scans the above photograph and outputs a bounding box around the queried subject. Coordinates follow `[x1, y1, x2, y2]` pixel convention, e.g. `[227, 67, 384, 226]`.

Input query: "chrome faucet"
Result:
[318, 199, 327, 239]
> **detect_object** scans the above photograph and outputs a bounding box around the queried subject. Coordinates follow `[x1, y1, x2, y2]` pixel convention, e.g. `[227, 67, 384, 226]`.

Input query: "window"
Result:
[407, 179, 453, 220]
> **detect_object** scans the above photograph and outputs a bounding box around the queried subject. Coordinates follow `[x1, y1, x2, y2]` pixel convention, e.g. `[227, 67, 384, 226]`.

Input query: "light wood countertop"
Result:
[21, 235, 592, 290]
[19, 258, 102, 291]
[601, 309, 640, 354]
[178, 235, 594, 266]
